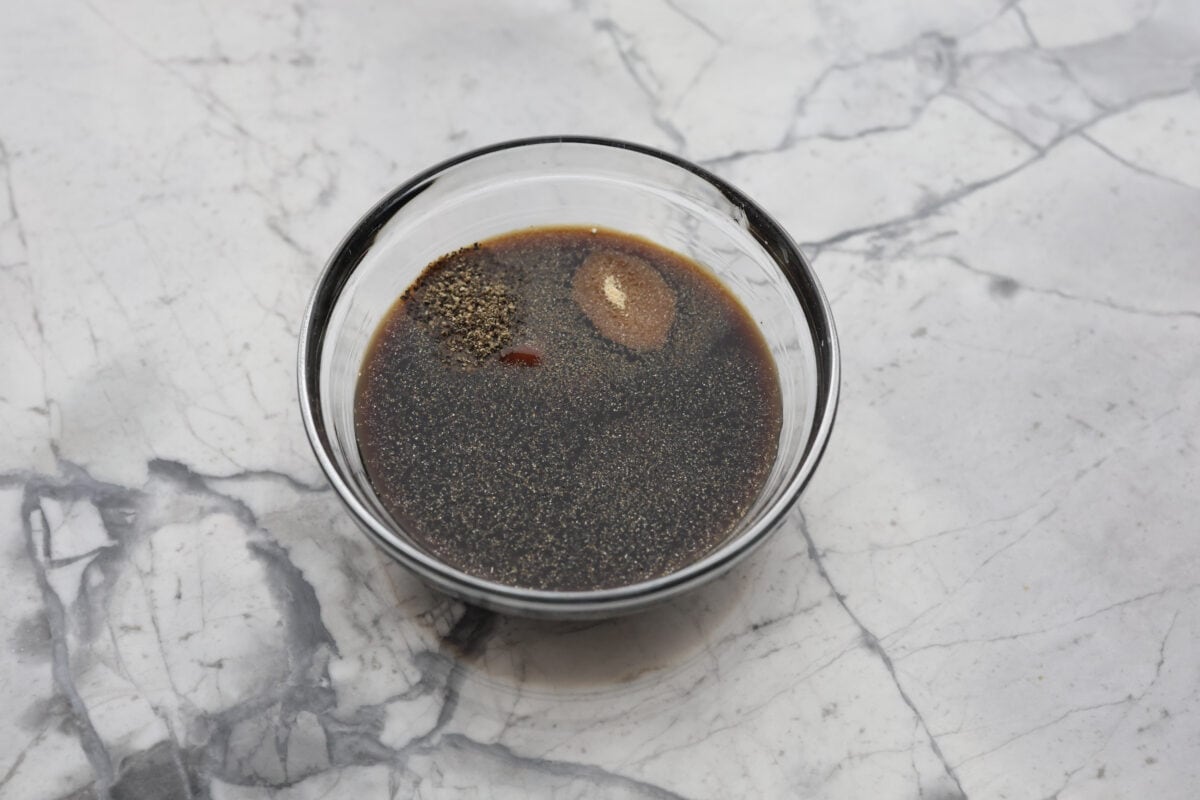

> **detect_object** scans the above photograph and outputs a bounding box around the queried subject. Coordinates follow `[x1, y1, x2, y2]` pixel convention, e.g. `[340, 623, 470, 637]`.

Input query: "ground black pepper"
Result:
[403, 247, 517, 365]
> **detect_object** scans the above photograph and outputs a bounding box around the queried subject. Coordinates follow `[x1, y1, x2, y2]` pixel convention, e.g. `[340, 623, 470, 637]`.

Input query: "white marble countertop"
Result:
[3, 1, 1199, 798]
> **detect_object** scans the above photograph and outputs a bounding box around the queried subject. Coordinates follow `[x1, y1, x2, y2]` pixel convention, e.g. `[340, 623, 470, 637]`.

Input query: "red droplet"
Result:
[499, 346, 542, 367]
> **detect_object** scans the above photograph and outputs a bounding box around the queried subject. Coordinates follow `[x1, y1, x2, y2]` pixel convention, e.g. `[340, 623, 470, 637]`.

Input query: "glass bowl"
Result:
[298, 137, 839, 619]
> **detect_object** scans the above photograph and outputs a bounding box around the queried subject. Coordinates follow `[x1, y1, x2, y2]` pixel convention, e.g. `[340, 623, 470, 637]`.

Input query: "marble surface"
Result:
[2, 1, 1199, 797]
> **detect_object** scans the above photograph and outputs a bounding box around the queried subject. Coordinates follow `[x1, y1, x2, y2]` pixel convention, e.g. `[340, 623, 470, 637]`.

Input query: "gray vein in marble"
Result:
[80, 0, 256, 143]
[1078, 131, 1199, 191]
[659, 0, 721, 43]
[695, 31, 962, 166]
[433, 735, 689, 800]
[20, 471, 147, 798]
[78, 0, 333, 276]
[0, 138, 27, 260]
[957, 697, 1133, 769]
[593, 18, 688, 149]
[0, 734, 42, 796]
[897, 587, 1192, 661]
[803, 153, 1042, 252]
[265, 217, 317, 260]
[1011, 3, 1041, 47]
[698, 5, 1199, 196]
[945, 92, 1041, 150]
[877, 506, 1066, 642]
[11, 462, 334, 796]
[957, 604, 1180, 780]
[818, 489, 1054, 557]
[934, 252, 1200, 321]
[206, 467, 329, 495]
[797, 512, 968, 799]
[798, 80, 1193, 255]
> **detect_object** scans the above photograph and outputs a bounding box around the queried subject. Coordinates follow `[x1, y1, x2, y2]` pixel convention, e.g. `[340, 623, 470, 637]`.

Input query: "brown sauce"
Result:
[354, 226, 782, 591]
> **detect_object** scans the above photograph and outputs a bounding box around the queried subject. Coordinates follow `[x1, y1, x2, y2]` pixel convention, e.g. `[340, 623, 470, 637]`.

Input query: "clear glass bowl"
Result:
[298, 137, 839, 618]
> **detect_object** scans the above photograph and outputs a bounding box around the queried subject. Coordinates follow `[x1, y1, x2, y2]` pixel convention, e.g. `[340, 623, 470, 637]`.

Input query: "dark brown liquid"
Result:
[355, 227, 782, 591]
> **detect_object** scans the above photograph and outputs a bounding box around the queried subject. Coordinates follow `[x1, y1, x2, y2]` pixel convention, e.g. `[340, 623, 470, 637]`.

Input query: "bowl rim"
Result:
[297, 135, 840, 616]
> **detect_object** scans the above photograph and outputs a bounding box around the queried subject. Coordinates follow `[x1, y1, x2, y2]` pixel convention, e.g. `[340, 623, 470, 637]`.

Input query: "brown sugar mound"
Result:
[571, 249, 677, 351]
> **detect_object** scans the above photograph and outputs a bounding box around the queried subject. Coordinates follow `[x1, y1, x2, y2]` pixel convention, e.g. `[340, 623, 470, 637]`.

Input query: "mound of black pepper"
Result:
[404, 246, 517, 365]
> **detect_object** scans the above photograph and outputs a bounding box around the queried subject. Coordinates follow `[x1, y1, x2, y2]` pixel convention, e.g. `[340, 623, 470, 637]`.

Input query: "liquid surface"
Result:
[355, 227, 782, 591]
